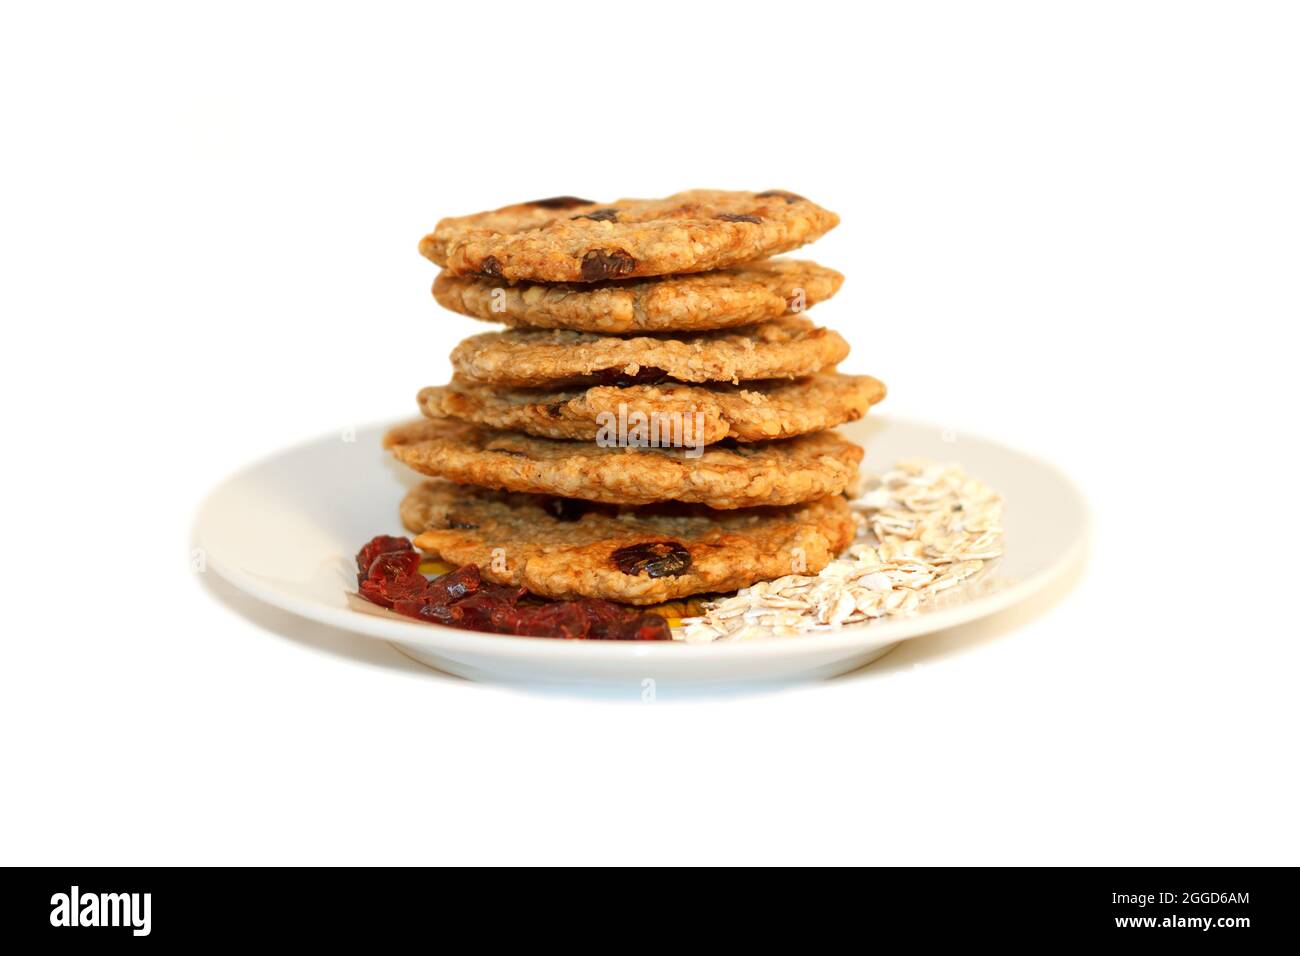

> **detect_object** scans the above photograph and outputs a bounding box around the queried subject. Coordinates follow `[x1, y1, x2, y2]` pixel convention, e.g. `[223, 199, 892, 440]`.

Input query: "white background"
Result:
[2, 1, 1297, 865]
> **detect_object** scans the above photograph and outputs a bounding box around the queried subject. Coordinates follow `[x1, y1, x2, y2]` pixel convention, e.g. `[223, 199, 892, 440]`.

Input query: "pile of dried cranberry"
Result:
[355, 535, 671, 641]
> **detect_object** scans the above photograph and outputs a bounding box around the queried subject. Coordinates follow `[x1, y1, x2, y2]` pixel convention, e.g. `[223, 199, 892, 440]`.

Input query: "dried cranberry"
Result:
[354, 540, 673, 641]
[355, 535, 413, 582]
[359, 549, 427, 607]
[425, 564, 482, 605]
[515, 603, 591, 640]
[577, 599, 632, 636]
[480, 582, 527, 605]
[436, 592, 520, 633]
[608, 613, 673, 642]
[391, 595, 432, 617]
[366, 549, 422, 579]
[571, 600, 671, 641]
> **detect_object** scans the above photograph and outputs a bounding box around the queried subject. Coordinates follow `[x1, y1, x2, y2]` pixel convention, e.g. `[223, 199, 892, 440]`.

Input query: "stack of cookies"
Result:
[385, 189, 885, 609]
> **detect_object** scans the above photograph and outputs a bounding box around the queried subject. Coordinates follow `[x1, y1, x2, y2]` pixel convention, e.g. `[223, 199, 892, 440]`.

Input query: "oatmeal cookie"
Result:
[384, 419, 864, 509]
[420, 189, 839, 282]
[417, 372, 886, 444]
[399, 481, 856, 605]
[431, 258, 844, 333]
[449, 315, 849, 387]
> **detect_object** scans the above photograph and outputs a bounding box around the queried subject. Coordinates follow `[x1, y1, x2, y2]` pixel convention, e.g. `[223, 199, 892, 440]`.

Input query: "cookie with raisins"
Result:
[398, 481, 855, 605]
[420, 189, 839, 283]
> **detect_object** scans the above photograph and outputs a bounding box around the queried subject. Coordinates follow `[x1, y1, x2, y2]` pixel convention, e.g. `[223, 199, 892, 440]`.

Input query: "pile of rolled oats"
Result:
[677, 459, 1004, 642]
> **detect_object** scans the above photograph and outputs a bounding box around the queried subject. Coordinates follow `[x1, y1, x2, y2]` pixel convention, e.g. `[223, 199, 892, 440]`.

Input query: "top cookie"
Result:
[431, 258, 844, 333]
[420, 189, 840, 283]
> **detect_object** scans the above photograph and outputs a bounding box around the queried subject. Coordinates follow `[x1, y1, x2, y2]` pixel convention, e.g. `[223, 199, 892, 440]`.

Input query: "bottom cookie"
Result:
[399, 480, 856, 605]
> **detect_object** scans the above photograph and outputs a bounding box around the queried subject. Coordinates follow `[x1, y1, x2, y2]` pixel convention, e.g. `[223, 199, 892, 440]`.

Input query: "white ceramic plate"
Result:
[195, 417, 1086, 686]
